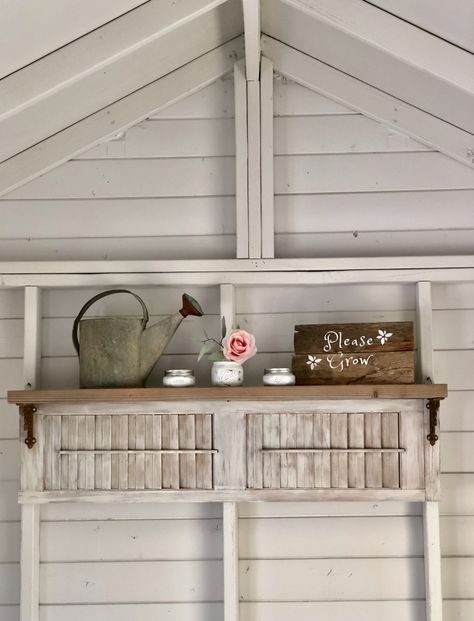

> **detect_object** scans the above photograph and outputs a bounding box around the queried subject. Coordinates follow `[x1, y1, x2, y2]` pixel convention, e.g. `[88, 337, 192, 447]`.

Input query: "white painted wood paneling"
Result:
[0, 79, 236, 262]
[0, 0, 148, 78]
[40, 560, 223, 603]
[272, 78, 474, 258]
[367, 0, 474, 53]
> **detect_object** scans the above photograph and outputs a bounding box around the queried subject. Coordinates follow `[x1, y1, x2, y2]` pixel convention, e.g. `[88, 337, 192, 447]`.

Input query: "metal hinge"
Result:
[426, 398, 440, 446]
[20, 404, 37, 449]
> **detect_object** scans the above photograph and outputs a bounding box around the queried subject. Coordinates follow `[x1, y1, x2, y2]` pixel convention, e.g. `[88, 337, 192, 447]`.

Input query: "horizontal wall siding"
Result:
[273, 76, 474, 257]
[0, 76, 236, 261]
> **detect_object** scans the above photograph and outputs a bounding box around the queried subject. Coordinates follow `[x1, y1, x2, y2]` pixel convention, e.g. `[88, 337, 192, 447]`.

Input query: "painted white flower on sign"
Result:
[376, 330, 393, 345]
[306, 355, 322, 370]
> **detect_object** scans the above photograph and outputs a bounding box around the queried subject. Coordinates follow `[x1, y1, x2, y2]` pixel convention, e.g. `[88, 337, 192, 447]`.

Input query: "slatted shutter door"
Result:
[43, 414, 214, 490]
[246, 411, 424, 490]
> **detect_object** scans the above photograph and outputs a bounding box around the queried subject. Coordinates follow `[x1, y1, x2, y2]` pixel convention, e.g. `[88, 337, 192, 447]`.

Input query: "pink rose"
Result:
[222, 329, 257, 364]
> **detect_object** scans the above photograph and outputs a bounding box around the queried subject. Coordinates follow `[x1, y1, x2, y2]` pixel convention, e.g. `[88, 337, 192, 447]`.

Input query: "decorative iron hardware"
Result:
[20, 405, 37, 449]
[427, 398, 440, 446]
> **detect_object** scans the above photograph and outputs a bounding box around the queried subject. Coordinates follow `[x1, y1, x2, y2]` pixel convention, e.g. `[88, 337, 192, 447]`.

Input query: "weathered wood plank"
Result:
[179, 415, 196, 489]
[135, 415, 145, 490]
[296, 414, 314, 488]
[382, 412, 400, 489]
[60, 417, 68, 490]
[84, 416, 95, 490]
[313, 413, 331, 488]
[161, 415, 179, 489]
[8, 384, 447, 403]
[330, 413, 348, 488]
[365, 413, 382, 488]
[77, 416, 86, 490]
[51, 416, 61, 490]
[293, 351, 415, 384]
[348, 413, 365, 489]
[400, 411, 424, 489]
[152, 415, 162, 490]
[195, 414, 212, 489]
[247, 414, 263, 489]
[144, 414, 154, 490]
[128, 414, 137, 490]
[295, 322, 414, 353]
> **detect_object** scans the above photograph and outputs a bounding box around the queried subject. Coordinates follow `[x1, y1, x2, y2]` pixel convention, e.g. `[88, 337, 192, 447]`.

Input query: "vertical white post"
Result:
[416, 281, 442, 621]
[247, 80, 261, 258]
[21, 286, 42, 621]
[219, 284, 239, 621]
[223, 501, 239, 621]
[234, 60, 249, 259]
[260, 56, 274, 258]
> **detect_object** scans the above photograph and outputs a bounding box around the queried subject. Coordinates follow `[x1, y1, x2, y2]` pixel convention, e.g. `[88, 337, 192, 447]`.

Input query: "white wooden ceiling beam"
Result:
[0, 0, 243, 164]
[262, 36, 474, 169]
[0, 37, 244, 198]
[261, 0, 474, 134]
[242, 0, 261, 81]
[2, 268, 474, 289]
[0, 256, 473, 275]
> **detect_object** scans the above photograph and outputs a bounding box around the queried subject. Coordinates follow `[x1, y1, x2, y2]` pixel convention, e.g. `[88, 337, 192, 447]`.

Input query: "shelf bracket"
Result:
[427, 398, 440, 446]
[20, 405, 37, 449]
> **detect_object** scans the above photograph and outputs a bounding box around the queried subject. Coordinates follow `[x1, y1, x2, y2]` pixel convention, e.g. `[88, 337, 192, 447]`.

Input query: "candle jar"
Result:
[211, 361, 243, 386]
[263, 368, 295, 386]
[163, 369, 195, 387]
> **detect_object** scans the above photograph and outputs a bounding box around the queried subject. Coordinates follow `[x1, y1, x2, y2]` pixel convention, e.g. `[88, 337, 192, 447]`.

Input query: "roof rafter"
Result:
[0, 0, 243, 164]
[262, 35, 474, 169]
[242, 0, 261, 80]
[0, 37, 245, 198]
[261, 0, 474, 135]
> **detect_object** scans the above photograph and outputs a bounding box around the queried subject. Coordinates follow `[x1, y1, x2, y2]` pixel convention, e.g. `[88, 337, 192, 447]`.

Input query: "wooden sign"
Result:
[293, 322, 415, 385]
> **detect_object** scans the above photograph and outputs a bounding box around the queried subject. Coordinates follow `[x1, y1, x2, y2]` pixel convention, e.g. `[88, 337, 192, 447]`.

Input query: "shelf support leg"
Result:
[417, 281, 442, 621]
[424, 501, 443, 621]
[223, 502, 239, 621]
[21, 286, 42, 621]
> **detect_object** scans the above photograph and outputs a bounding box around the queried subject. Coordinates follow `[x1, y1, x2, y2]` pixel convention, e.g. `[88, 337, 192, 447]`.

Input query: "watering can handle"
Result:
[72, 289, 149, 355]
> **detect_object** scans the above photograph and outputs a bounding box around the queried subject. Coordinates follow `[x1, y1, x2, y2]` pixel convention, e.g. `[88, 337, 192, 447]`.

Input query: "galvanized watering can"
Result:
[72, 289, 203, 388]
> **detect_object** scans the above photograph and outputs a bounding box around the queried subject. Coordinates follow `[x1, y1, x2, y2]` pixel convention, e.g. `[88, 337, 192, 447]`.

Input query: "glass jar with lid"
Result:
[163, 369, 196, 387]
[263, 368, 295, 386]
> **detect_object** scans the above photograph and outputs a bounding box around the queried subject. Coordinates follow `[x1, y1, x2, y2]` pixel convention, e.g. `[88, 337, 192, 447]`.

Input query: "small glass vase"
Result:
[211, 360, 243, 386]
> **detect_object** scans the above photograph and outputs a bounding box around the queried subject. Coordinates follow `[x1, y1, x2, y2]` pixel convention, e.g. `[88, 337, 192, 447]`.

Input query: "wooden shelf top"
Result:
[7, 384, 447, 405]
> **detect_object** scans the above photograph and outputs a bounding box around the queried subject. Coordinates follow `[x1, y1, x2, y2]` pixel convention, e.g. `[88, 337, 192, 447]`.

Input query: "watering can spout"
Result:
[140, 293, 203, 378]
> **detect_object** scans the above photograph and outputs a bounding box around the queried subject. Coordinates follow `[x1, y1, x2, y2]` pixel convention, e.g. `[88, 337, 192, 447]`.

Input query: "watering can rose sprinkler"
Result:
[72, 289, 203, 388]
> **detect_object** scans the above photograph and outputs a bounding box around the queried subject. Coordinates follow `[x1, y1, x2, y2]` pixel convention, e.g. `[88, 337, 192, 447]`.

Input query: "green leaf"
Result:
[221, 315, 227, 340]
[208, 351, 225, 362]
[198, 340, 217, 362]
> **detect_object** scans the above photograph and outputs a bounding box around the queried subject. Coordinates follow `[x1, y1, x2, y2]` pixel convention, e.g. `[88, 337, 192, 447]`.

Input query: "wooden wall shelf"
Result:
[8, 383, 447, 404]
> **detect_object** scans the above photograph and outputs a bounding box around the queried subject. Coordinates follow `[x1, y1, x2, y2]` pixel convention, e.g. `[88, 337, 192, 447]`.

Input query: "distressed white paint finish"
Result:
[261, 0, 474, 133]
[263, 37, 474, 168]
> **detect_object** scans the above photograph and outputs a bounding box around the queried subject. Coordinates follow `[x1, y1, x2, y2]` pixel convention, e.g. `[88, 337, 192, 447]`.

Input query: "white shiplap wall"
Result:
[272, 75, 474, 258]
[0, 76, 473, 620]
[0, 75, 236, 261]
